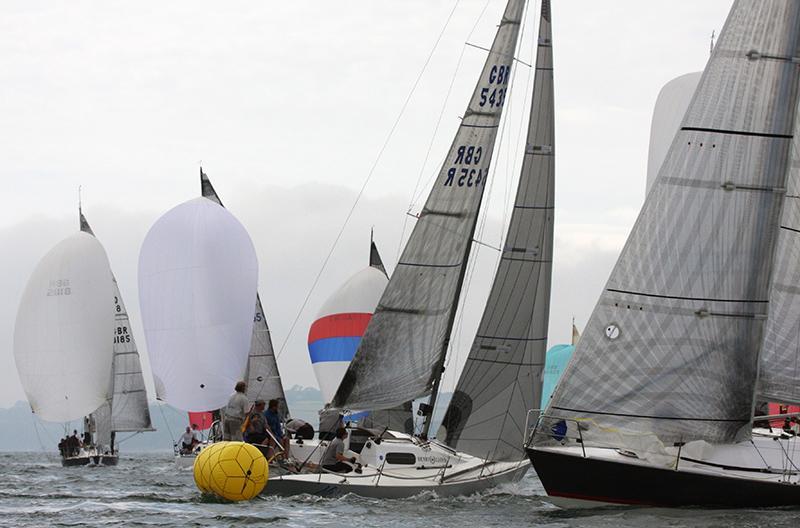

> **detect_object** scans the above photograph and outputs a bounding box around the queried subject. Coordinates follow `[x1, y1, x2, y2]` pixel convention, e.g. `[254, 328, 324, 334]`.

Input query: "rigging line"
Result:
[464, 42, 532, 68]
[398, 2, 483, 263]
[156, 403, 176, 443]
[276, 0, 462, 360]
[403, 0, 493, 220]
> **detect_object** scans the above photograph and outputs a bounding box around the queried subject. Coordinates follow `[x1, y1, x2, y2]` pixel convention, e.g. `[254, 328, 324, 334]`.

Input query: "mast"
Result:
[331, 0, 527, 417]
[438, 0, 555, 455]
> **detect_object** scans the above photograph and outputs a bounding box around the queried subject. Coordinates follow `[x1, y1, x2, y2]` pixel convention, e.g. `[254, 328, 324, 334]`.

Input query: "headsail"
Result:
[543, 0, 800, 447]
[80, 211, 153, 432]
[332, 0, 526, 412]
[14, 232, 115, 422]
[439, 0, 555, 462]
[757, 107, 800, 406]
[200, 169, 289, 417]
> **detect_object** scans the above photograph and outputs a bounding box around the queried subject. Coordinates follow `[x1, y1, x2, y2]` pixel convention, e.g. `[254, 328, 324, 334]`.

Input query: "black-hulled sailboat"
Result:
[526, 0, 800, 507]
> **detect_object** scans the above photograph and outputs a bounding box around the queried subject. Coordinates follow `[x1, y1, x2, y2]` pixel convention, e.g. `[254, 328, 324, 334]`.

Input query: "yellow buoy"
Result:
[199, 442, 269, 501]
[192, 441, 226, 493]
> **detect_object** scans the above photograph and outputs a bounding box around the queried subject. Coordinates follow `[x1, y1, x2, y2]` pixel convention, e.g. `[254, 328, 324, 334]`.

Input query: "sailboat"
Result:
[14, 206, 154, 467]
[525, 0, 800, 507]
[267, 0, 553, 497]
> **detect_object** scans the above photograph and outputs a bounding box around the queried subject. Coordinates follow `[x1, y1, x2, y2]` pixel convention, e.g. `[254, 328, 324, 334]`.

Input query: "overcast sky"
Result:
[0, 0, 733, 408]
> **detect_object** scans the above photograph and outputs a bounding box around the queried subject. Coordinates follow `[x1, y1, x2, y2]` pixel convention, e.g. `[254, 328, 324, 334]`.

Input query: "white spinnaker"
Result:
[14, 232, 114, 422]
[646, 72, 702, 194]
[138, 197, 259, 412]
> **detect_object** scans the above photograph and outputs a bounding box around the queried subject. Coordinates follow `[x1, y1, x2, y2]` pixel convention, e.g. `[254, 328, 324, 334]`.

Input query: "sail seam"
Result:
[464, 358, 544, 366]
[397, 261, 462, 268]
[780, 225, 800, 234]
[606, 288, 769, 303]
[476, 335, 546, 341]
[551, 406, 749, 423]
[681, 126, 792, 139]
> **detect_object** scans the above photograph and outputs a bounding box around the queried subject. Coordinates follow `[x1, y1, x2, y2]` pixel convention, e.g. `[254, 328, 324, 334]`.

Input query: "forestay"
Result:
[543, 0, 800, 447]
[14, 232, 114, 422]
[332, 0, 526, 412]
[439, 0, 555, 462]
[81, 212, 153, 432]
[139, 197, 259, 412]
[758, 104, 800, 406]
[200, 169, 289, 417]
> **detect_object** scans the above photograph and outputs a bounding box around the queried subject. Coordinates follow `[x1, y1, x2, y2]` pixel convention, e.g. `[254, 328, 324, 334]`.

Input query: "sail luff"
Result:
[331, 0, 527, 413]
[200, 169, 289, 417]
[439, 0, 554, 461]
[541, 0, 800, 448]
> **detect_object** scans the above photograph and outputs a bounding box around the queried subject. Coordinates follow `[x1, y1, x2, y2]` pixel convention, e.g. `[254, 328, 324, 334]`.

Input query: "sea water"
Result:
[0, 452, 797, 527]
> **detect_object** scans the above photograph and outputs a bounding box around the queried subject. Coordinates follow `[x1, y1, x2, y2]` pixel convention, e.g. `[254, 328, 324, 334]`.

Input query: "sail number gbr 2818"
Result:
[444, 145, 486, 187]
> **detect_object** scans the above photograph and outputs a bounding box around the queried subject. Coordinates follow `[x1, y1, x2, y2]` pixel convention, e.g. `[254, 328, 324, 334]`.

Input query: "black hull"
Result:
[61, 454, 119, 467]
[527, 447, 800, 507]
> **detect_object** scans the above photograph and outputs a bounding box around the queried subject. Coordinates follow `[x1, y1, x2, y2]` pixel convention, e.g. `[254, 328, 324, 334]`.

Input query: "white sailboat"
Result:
[526, 0, 800, 507]
[75, 210, 154, 466]
[14, 207, 153, 467]
[267, 0, 554, 497]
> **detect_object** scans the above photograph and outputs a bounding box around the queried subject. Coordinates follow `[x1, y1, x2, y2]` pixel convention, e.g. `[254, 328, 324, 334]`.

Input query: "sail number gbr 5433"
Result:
[479, 64, 511, 109]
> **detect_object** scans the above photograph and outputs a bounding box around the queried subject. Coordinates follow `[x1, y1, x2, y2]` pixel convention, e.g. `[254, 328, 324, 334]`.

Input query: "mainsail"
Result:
[14, 232, 114, 422]
[200, 169, 289, 417]
[757, 105, 800, 406]
[332, 0, 526, 412]
[439, 0, 554, 462]
[80, 211, 153, 433]
[139, 197, 259, 412]
[543, 0, 800, 446]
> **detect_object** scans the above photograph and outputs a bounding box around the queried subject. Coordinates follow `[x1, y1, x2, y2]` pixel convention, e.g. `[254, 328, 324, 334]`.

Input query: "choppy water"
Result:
[0, 452, 797, 527]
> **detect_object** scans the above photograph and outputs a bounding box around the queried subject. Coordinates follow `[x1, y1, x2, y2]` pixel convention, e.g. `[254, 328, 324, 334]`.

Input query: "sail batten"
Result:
[541, 0, 800, 448]
[331, 0, 527, 413]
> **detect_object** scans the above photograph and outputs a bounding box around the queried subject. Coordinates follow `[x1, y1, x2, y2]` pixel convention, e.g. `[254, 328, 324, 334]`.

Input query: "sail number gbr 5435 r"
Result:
[444, 145, 487, 187]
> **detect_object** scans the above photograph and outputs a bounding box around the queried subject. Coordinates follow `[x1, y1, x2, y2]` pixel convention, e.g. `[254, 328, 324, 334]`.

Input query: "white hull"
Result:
[264, 428, 530, 498]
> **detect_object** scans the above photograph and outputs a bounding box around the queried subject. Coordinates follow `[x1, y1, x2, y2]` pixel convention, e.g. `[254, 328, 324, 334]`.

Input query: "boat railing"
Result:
[524, 409, 586, 457]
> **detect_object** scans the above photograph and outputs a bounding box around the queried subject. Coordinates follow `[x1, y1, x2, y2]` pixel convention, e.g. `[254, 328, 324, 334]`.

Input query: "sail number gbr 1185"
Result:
[444, 145, 486, 187]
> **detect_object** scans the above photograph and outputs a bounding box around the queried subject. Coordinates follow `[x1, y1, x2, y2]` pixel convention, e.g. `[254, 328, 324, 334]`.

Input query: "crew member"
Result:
[244, 400, 268, 445]
[320, 427, 355, 473]
[223, 381, 249, 441]
[179, 427, 196, 454]
[265, 399, 289, 458]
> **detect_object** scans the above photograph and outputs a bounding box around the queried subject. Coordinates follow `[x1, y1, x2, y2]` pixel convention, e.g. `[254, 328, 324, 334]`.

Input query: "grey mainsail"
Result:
[200, 169, 289, 417]
[757, 104, 800, 406]
[542, 0, 800, 447]
[332, 0, 526, 413]
[439, 0, 554, 462]
[81, 210, 153, 439]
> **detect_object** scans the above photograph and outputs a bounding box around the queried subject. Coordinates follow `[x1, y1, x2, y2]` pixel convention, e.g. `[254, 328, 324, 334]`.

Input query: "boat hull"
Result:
[264, 461, 529, 499]
[62, 454, 119, 467]
[527, 446, 800, 507]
